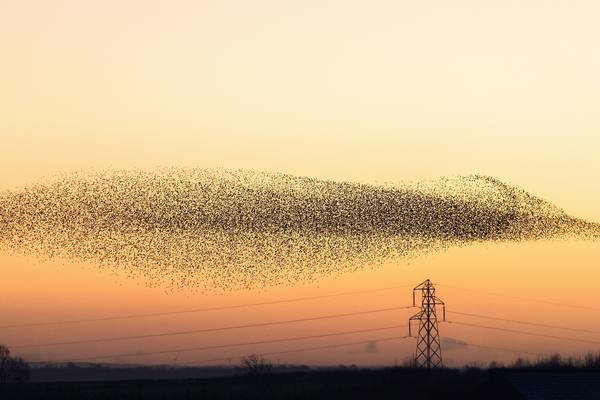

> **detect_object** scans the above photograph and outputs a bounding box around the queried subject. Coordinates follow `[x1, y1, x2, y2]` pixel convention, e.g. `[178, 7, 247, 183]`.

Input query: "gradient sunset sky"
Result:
[1, 1, 599, 367]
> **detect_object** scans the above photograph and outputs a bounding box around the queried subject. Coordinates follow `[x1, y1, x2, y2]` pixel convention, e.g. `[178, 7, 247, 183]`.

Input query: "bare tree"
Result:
[0, 345, 9, 385]
[0, 344, 30, 384]
[239, 354, 273, 375]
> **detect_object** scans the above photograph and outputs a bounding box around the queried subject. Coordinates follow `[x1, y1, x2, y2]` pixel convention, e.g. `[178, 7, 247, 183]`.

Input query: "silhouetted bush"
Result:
[0, 345, 30, 384]
[239, 354, 273, 375]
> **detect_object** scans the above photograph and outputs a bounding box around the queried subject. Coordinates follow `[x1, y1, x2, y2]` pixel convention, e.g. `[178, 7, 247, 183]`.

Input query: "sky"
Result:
[1, 0, 600, 367]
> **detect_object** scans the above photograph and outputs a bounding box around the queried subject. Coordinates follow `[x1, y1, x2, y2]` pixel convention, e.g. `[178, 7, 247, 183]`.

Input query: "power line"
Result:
[439, 284, 600, 312]
[40, 324, 408, 364]
[12, 306, 413, 349]
[0, 285, 410, 330]
[446, 320, 600, 346]
[186, 335, 412, 366]
[449, 310, 600, 335]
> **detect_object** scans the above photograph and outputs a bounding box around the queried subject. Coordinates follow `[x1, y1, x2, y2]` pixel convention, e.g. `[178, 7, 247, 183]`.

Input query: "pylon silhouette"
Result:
[408, 279, 445, 369]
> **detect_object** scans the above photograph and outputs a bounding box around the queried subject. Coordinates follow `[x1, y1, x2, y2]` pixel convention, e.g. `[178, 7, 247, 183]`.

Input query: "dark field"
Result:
[0, 368, 526, 400]
[5, 359, 600, 400]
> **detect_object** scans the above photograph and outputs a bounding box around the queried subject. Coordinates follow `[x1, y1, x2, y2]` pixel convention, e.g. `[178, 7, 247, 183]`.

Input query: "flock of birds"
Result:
[0, 169, 597, 291]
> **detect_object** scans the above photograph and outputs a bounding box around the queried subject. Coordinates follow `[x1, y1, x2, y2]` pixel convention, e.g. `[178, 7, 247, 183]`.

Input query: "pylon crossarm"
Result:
[408, 312, 423, 337]
[413, 279, 430, 290]
[433, 297, 446, 320]
[412, 286, 426, 306]
[409, 310, 423, 320]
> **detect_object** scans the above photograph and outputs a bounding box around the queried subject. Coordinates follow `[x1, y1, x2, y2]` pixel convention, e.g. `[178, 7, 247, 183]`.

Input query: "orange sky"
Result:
[2, 240, 599, 367]
[1, 0, 600, 367]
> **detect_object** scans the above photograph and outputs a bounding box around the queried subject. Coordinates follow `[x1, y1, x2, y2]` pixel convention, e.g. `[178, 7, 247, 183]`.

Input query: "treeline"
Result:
[4, 342, 600, 386]
[490, 352, 600, 370]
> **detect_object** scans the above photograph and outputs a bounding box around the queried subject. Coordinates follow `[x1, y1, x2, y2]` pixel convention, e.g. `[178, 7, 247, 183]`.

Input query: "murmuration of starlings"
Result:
[0, 169, 597, 291]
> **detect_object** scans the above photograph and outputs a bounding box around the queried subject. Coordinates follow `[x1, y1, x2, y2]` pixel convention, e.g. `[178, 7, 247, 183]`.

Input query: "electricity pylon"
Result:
[408, 279, 446, 369]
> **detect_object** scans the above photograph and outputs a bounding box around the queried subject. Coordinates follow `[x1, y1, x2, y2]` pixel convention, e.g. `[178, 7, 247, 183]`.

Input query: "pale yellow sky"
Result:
[2, 1, 599, 219]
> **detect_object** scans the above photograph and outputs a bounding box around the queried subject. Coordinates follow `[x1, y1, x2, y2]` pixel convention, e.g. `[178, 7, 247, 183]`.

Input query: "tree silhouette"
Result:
[0, 344, 30, 384]
[239, 354, 273, 376]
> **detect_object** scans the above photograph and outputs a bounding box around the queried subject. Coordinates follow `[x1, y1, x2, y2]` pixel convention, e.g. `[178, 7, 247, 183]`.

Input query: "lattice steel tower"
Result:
[408, 279, 446, 369]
